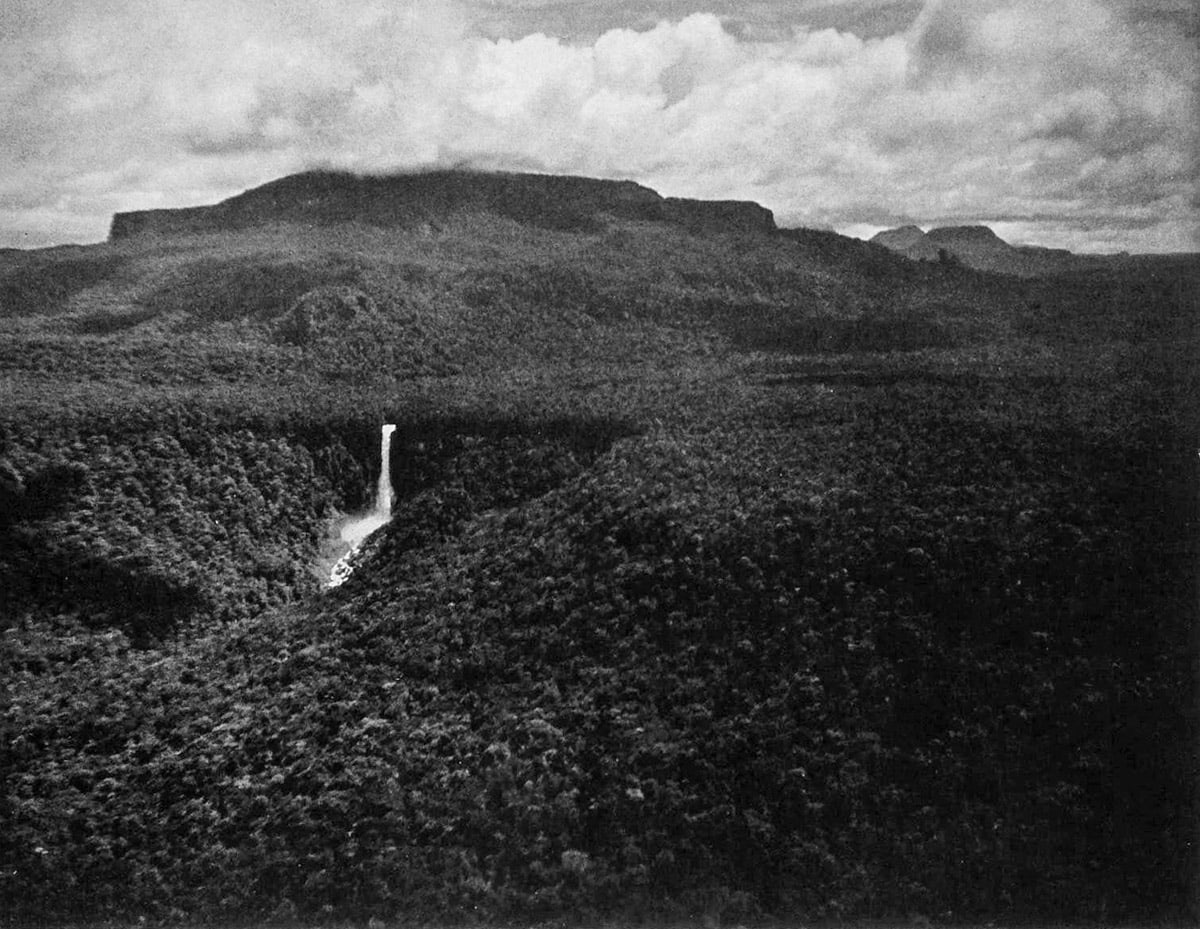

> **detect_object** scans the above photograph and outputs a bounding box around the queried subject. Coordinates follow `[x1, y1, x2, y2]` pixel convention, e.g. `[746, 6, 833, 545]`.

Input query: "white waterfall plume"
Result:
[375, 423, 396, 516]
[327, 423, 396, 588]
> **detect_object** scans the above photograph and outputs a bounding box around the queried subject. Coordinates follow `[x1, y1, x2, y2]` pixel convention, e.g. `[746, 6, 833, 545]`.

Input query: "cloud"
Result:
[471, 1, 927, 42]
[0, 0, 1195, 251]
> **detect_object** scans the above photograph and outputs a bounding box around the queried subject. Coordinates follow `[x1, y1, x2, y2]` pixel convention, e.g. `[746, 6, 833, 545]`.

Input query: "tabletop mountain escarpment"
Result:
[109, 169, 777, 240]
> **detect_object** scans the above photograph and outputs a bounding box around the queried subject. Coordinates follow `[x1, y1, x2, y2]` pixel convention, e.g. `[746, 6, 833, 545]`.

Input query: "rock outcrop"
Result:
[274, 286, 380, 347]
[870, 224, 940, 261]
[871, 223, 1094, 276]
[109, 169, 777, 240]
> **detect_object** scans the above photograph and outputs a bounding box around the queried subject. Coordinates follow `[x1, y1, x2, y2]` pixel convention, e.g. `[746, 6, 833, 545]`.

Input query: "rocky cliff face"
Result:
[109, 169, 776, 240]
[660, 197, 776, 233]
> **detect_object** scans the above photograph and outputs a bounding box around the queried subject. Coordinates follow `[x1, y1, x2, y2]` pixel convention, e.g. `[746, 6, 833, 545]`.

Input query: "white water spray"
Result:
[327, 423, 396, 588]
[375, 423, 396, 516]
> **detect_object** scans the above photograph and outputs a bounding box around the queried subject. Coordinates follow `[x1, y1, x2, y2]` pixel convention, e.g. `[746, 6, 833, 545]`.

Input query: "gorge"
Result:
[327, 423, 397, 588]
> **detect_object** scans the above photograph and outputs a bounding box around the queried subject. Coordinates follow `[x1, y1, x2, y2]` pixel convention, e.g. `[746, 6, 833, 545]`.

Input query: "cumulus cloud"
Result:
[0, 0, 1195, 250]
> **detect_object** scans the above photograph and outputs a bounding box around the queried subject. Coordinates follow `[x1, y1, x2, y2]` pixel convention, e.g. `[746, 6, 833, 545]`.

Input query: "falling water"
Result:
[375, 423, 397, 515]
[327, 423, 397, 588]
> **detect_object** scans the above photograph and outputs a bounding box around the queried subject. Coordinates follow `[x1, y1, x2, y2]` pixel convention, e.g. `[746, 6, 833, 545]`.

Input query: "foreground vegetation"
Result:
[1, 188, 1196, 924]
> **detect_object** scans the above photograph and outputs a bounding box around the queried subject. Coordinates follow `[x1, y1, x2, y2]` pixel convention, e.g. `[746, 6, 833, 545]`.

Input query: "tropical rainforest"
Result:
[0, 170, 1196, 926]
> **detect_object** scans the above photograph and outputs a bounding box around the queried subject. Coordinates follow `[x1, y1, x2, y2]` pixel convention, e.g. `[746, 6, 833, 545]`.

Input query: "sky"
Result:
[1, 0, 1196, 252]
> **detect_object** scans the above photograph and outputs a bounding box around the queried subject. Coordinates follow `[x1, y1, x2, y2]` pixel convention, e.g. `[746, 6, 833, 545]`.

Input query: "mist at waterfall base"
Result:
[327, 424, 396, 588]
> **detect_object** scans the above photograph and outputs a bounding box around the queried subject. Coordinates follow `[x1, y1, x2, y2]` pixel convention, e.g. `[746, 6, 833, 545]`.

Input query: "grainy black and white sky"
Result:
[2, 0, 1196, 251]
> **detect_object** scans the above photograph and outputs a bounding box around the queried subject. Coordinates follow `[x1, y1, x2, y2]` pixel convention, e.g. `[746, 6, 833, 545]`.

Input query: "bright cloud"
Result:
[0, 0, 1195, 251]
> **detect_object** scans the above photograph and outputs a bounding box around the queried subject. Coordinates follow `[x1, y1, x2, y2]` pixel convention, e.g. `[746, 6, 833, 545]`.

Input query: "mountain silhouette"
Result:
[871, 223, 1092, 275]
[109, 169, 777, 240]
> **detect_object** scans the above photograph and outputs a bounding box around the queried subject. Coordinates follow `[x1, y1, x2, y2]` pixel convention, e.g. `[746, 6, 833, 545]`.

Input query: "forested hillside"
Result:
[1, 171, 1196, 925]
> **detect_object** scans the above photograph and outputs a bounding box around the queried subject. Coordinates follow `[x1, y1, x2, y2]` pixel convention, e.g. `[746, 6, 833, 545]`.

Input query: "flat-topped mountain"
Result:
[926, 225, 1007, 245]
[870, 224, 940, 260]
[872, 223, 1089, 276]
[109, 169, 777, 240]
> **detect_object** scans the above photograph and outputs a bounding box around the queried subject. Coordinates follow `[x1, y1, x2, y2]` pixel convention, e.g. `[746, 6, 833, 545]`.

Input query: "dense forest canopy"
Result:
[1, 171, 1197, 925]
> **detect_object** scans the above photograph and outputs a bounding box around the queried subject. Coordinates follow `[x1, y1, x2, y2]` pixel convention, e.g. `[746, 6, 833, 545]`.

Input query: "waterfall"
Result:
[327, 423, 397, 588]
[376, 423, 396, 516]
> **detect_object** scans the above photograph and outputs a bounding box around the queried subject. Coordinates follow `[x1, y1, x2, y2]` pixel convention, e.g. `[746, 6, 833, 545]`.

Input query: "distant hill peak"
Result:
[926, 225, 1004, 243]
[108, 168, 776, 240]
[871, 221, 1095, 276]
[870, 225, 938, 260]
[871, 224, 926, 244]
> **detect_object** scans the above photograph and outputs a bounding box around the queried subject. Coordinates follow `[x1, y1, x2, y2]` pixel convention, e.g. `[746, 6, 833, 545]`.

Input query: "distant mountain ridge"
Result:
[870, 225, 941, 261]
[109, 169, 777, 240]
[871, 223, 1095, 276]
